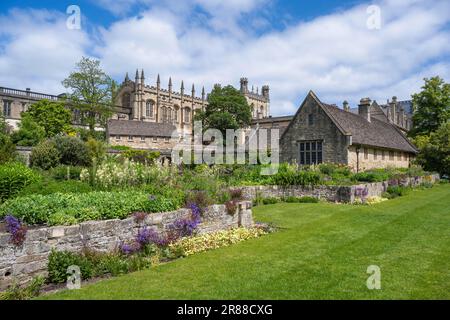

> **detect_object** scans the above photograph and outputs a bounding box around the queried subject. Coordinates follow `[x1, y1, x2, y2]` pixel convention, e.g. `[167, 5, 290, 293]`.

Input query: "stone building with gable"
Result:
[280, 91, 418, 172]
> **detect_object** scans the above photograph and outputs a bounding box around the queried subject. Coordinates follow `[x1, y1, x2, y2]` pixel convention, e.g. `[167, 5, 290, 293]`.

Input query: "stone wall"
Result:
[0, 201, 253, 290]
[348, 146, 414, 172]
[239, 174, 440, 203]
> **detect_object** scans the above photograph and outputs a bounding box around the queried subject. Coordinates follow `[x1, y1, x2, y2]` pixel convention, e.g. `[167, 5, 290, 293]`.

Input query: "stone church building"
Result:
[107, 71, 270, 150]
[280, 91, 418, 172]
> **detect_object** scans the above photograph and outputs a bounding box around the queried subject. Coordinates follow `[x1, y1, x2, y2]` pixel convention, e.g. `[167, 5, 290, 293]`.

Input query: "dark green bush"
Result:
[262, 197, 280, 205]
[0, 163, 40, 202]
[30, 140, 60, 170]
[121, 149, 160, 165]
[0, 276, 45, 300]
[0, 134, 16, 164]
[385, 186, 411, 199]
[52, 135, 91, 167]
[47, 250, 95, 284]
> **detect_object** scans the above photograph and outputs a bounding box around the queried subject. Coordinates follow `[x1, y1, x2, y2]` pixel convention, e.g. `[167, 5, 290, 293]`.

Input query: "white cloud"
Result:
[1, 0, 449, 115]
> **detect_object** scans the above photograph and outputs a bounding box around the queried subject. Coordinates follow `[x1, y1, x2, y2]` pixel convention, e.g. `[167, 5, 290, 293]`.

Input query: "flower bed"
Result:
[0, 192, 179, 226]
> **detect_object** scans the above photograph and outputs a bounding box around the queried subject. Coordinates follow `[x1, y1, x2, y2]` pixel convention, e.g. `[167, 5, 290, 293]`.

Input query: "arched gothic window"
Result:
[146, 100, 154, 118]
[122, 93, 131, 109]
[174, 106, 179, 122]
[184, 107, 191, 123]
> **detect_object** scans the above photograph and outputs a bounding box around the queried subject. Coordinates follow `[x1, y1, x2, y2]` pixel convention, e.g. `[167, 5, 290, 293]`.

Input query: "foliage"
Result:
[0, 276, 45, 300]
[10, 114, 46, 146]
[0, 162, 40, 202]
[169, 227, 267, 257]
[0, 133, 16, 164]
[19, 178, 93, 197]
[271, 164, 322, 186]
[30, 140, 60, 170]
[225, 200, 238, 215]
[352, 170, 390, 183]
[62, 57, 116, 133]
[75, 127, 106, 142]
[262, 197, 280, 205]
[413, 122, 450, 176]
[86, 138, 107, 163]
[52, 134, 91, 167]
[0, 191, 177, 226]
[110, 145, 131, 151]
[49, 165, 82, 181]
[384, 186, 411, 199]
[410, 76, 450, 137]
[4, 215, 27, 246]
[282, 196, 319, 203]
[195, 85, 252, 136]
[24, 100, 73, 137]
[121, 149, 160, 165]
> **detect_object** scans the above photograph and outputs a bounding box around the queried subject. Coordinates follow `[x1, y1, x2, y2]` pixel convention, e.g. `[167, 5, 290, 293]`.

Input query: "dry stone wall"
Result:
[0, 201, 253, 290]
[240, 174, 440, 203]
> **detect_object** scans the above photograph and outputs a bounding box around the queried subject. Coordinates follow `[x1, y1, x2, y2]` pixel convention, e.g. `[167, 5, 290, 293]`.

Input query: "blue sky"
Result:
[1, 0, 449, 115]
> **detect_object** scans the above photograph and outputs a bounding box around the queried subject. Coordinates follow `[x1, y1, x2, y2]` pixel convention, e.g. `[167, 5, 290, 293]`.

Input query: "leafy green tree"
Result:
[0, 111, 15, 164]
[195, 85, 252, 136]
[413, 122, 450, 176]
[62, 57, 115, 134]
[24, 100, 72, 137]
[11, 114, 46, 146]
[410, 76, 450, 137]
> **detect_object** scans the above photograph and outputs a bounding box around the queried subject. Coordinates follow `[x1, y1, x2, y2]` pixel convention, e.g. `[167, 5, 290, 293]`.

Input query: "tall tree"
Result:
[62, 57, 115, 134]
[196, 85, 252, 136]
[410, 76, 450, 137]
[24, 100, 72, 137]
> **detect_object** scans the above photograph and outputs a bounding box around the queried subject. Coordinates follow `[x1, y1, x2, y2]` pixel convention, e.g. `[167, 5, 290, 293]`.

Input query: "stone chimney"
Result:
[358, 98, 371, 122]
[389, 96, 397, 124]
[343, 100, 350, 112]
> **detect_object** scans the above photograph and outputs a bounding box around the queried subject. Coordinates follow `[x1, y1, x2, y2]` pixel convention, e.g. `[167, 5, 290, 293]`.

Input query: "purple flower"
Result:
[136, 227, 169, 247]
[4, 215, 27, 246]
[119, 243, 136, 255]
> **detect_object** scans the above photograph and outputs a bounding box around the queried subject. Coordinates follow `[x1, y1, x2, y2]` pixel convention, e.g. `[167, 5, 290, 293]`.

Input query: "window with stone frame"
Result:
[364, 148, 369, 160]
[128, 136, 133, 141]
[403, 152, 407, 161]
[122, 93, 131, 109]
[3, 100, 12, 117]
[146, 100, 154, 118]
[152, 137, 157, 142]
[299, 141, 323, 165]
[389, 151, 394, 160]
[140, 136, 145, 142]
[374, 149, 378, 160]
[382, 150, 385, 160]
[174, 106, 179, 122]
[184, 108, 191, 123]
[116, 136, 121, 141]
[397, 152, 401, 161]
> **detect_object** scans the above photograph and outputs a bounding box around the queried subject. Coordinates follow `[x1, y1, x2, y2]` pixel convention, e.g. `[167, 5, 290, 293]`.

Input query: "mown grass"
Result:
[42, 184, 450, 300]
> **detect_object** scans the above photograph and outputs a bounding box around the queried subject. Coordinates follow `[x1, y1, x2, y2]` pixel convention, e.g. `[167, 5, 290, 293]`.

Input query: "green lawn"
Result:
[43, 184, 450, 300]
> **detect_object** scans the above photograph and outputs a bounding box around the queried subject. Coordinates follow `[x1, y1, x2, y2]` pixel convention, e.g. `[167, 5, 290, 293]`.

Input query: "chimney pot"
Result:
[358, 98, 371, 122]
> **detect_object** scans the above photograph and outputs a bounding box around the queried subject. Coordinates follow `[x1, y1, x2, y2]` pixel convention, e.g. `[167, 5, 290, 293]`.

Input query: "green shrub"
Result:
[19, 179, 93, 197]
[0, 191, 174, 226]
[49, 165, 82, 181]
[0, 133, 16, 164]
[110, 145, 131, 151]
[30, 140, 60, 170]
[122, 149, 160, 165]
[52, 135, 91, 167]
[47, 250, 95, 284]
[10, 114, 46, 147]
[0, 276, 45, 300]
[385, 186, 411, 199]
[283, 196, 319, 203]
[352, 171, 390, 183]
[271, 164, 322, 186]
[262, 197, 280, 205]
[0, 163, 40, 202]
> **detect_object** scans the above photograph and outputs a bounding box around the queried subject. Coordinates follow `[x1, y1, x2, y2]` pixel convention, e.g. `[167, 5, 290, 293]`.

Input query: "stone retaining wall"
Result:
[0, 201, 253, 290]
[239, 174, 440, 203]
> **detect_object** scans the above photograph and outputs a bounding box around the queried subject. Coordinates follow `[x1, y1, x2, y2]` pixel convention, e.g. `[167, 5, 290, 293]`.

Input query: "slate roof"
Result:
[320, 102, 418, 153]
[108, 120, 177, 138]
